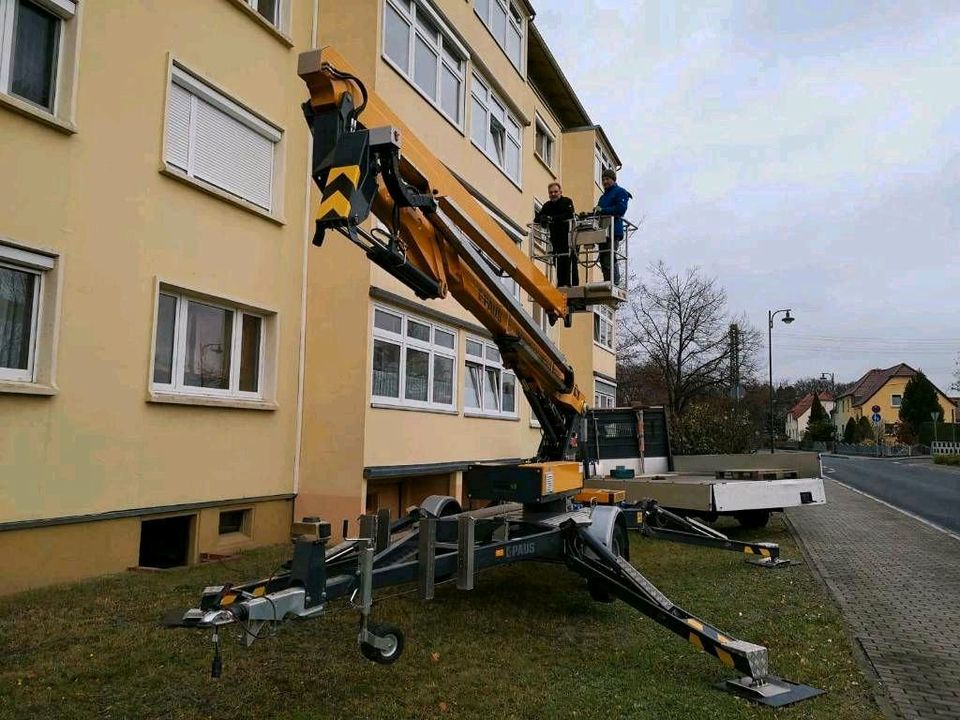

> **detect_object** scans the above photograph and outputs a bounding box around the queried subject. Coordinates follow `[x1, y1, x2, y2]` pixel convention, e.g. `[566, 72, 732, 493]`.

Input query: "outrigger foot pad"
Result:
[721, 675, 824, 707]
[744, 555, 796, 569]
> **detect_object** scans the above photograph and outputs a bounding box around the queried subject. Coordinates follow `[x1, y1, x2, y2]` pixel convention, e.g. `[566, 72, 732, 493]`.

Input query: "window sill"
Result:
[371, 401, 458, 416]
[148, 391, 278, 411]
[0, 380, 58, 396]
[217, 531, 253, 547]
[0, 92, 76, 134]
[161, 166, 286, 226]
[223, 0, 295, 47]
[380, 54, 466, 138]
[464, 411, 520, 422]
[534, 152, 556, 179]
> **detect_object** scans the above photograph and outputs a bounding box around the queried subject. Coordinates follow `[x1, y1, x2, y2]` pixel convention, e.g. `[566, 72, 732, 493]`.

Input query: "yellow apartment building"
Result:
[0, 0, 628, 593]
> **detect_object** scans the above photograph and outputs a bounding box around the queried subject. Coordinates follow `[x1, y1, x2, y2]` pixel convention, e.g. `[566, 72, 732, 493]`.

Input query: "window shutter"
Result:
[165, 83, 192, 171]
[192, 98, 274, 211]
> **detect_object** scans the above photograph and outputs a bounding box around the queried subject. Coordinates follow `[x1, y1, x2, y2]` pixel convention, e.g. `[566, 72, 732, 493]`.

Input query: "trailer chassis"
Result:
[164, 497, 820, 707]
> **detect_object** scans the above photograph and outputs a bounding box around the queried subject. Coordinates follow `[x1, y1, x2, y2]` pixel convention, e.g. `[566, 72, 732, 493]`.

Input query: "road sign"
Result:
[729, 384, 745, 401]
[871, 405, 881, 414]
[871, 413, 882, 424]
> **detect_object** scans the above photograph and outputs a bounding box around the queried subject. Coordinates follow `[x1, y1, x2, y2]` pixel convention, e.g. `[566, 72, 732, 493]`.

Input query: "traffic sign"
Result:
[871, 413, 882, 424]
[871, 405, 881, 414]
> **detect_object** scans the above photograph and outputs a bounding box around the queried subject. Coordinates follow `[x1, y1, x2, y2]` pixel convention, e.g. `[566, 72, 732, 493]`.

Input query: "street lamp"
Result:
[768, 309, 795, 454]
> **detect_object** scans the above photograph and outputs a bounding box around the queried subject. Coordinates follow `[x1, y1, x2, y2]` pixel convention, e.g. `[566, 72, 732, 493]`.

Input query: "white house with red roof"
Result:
[785, 392, 835, 441]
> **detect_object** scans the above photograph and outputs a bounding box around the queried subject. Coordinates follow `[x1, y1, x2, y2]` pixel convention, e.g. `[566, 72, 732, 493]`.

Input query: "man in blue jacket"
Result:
[596, 168, 632, 285]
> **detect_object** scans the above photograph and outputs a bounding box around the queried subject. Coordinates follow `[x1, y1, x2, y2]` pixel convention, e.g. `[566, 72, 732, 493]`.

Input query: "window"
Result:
[475, 0, 524, 70]
[383, 0, 465, 125]
[471, 74, 522, 183]
[151, 289, 267, 400]
[595, 379, 617, 409]
[534, 117, 555, 169]
[0, 244, 53, 383]
[891, 394, 902, 408]
[593, 305, 614, 350]
[0, 0, 75, 113]
[164, 64, 282, 212]
[218, 508, 251, 536]
[247, 0, 279, 26]
[464, 337, 517, 417]
[371, 305, 457, 411]
[594, 142, 614, 188]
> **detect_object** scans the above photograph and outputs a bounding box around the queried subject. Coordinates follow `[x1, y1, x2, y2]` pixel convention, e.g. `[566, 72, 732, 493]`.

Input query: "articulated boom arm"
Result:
[298, 48, 586, 458]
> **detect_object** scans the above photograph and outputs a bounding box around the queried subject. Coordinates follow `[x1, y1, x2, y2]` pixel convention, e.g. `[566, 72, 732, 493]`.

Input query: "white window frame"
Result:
[534, 116, 555, 169]
[370, 304, 458, 412]
[595, 378, 617, 409]
[464, 336, 518, 418]
[246, 0, 279, 27]
[471, 73, 522, 184]
[891, 394, 902, 408]
[474, 0, 524, 71]
[150, 289, 267, 402]
[594, 142, 614, 188]
[382, 0, 466, 128]
[593, 304, 614, 351]
[164, 62, 282, 214]
[0, 0, 76, 116]
[0, 244, 51, 383]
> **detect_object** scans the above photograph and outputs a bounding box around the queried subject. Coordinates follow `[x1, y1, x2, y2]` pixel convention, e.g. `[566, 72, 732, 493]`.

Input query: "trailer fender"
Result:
[419, 495, 462, 518]
[585, 505, 629, 561]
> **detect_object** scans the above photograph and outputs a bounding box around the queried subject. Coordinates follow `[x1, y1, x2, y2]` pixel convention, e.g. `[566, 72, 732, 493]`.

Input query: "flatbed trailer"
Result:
[165, 495, 821, 707]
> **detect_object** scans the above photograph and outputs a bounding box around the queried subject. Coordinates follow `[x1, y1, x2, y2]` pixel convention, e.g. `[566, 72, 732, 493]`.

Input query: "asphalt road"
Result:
[822, 455, 960, 534]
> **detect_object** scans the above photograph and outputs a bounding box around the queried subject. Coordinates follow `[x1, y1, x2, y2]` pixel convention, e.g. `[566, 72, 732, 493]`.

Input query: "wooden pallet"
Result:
[714, 468, 799, 480]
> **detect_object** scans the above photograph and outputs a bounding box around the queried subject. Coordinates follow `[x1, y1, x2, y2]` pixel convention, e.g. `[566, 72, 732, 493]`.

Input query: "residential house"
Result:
[785, 392, 834, 442]
[0, 0, 628, 593]
[834, 364, 955, 438]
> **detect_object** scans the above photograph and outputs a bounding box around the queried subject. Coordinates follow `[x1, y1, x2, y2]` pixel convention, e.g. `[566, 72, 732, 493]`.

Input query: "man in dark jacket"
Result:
[596, 168, 632, 284]
[535, 182, 578, 287]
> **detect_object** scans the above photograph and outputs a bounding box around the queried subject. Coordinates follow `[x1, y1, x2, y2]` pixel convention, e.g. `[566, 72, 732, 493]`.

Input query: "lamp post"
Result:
[768, 308, 795, 454]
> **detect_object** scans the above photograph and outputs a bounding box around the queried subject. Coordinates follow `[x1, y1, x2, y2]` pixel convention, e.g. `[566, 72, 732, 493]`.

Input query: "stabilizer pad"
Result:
[160, 607, 202, 628]
[720, 675, 824, 707]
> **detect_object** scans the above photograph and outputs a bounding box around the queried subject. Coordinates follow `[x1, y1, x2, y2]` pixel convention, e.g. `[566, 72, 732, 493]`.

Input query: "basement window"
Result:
[218, 508, 250, 536]
[138, 515, 194, 569]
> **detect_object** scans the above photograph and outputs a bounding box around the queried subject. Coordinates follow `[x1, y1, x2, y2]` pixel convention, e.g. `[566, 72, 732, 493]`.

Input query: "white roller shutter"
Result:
[165, 65, 280, 211]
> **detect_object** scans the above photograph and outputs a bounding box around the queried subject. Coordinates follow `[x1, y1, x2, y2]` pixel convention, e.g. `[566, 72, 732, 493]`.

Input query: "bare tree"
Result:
[619, 261, 759, 418]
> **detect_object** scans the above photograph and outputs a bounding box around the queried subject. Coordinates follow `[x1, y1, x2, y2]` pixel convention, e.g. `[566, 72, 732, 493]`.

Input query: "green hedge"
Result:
[934, 454, 960, 466]
[919, 421, 960, 445]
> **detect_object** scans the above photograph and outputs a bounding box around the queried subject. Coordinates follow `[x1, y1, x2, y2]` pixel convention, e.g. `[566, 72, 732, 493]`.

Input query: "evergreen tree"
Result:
[804, 395, 835, 444]
[809, 395, 829, 423]
[843, 417, 857, 443]
[899, 371, 941, 442]
[857, 416, 874, 442]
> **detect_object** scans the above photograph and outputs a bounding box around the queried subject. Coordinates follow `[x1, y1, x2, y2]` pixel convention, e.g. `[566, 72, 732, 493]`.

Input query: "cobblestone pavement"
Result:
[787, 478, 960, 720]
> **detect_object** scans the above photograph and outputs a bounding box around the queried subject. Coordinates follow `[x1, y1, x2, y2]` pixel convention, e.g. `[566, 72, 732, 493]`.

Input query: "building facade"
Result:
[784, 392, 834, 442]
[1, 0, 628, 592]
[834, 364, 955, 438]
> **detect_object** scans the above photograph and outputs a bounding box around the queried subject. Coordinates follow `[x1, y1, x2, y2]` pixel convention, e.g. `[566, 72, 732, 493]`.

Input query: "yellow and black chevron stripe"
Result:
[318, 165, 360, 221]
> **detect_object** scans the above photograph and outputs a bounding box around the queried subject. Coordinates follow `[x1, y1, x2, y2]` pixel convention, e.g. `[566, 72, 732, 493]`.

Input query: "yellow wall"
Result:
[836, 375, 956, 435]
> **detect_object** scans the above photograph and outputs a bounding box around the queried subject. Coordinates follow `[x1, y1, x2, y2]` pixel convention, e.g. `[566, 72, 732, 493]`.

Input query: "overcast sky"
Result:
[537, 1, 959, 393]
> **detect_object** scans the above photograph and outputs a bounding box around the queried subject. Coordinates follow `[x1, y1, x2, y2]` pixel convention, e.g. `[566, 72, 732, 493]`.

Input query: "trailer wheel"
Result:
[734, 510, 770, 529]
[587, 524, 627, 603]
[360, 623, 404, 665]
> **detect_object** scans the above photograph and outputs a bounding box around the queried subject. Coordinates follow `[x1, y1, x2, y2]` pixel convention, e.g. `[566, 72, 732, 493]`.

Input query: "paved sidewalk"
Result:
[787, 479, 960, 720]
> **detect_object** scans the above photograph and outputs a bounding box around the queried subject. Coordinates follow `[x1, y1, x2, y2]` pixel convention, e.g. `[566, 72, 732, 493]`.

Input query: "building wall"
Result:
[0, 0, 316, 591]
[836, 378, 955, 436]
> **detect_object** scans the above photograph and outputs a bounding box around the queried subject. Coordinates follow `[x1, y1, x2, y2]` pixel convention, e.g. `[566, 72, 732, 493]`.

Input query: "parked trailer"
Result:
[164, 495, 821, 707]
[582, 408, 826, 528]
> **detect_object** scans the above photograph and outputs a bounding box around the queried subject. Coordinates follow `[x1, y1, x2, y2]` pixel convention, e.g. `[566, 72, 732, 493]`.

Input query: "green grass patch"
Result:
[0, 518, 881, 720]
[933, 454, 960, 466]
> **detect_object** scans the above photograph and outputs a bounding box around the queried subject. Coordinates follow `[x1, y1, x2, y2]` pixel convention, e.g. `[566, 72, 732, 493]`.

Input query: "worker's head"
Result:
[547, 182, 562, 199]
[601, 168, 617, 189]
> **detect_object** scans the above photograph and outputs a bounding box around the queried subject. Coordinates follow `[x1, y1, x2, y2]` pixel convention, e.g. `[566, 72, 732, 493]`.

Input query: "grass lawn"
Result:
[0, 516, 883, 720]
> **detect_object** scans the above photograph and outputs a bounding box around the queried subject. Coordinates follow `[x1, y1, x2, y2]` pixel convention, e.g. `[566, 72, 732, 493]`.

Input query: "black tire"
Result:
[587, 524, 628, 603]
[359, 623, 404, 665]
[735, 510, 771, 529]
